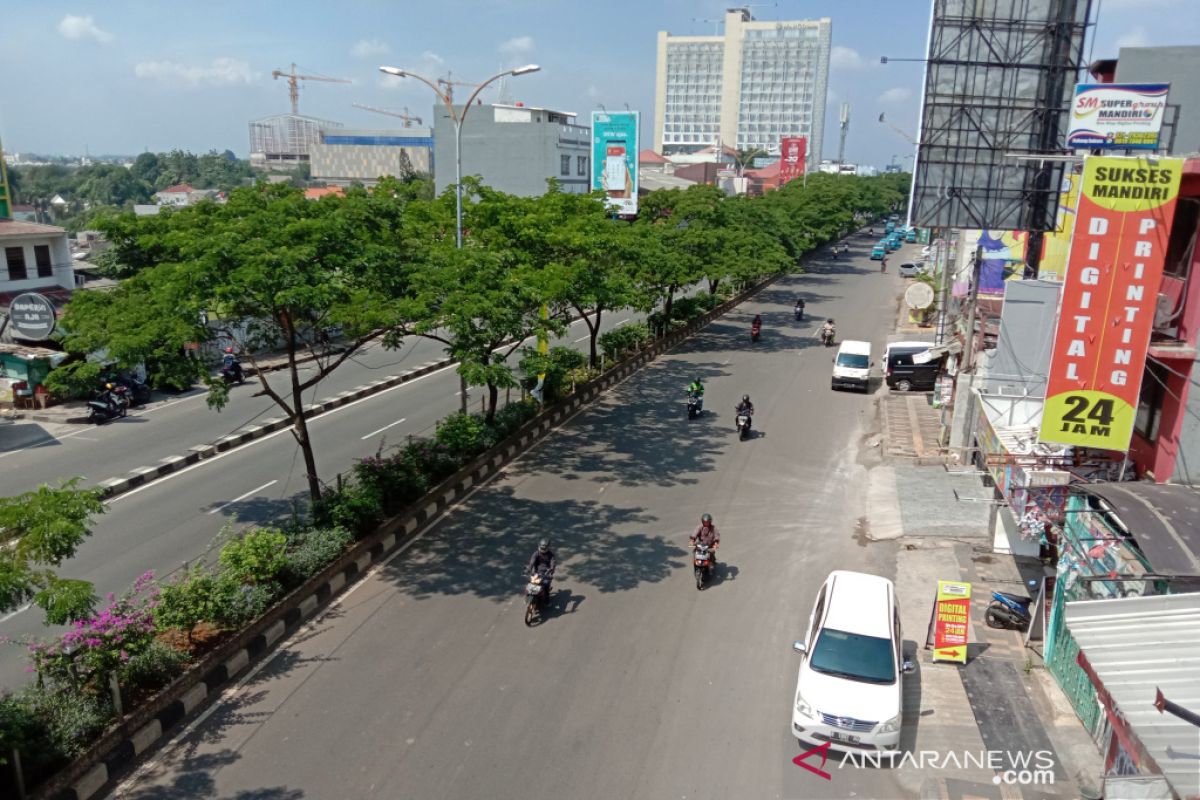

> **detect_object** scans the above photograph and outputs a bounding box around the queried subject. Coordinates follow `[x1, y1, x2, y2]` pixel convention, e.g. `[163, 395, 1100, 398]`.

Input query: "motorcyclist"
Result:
[690, 513, 721, 565]
[735, 394, 755, 432]
[820, 319, 836, 344]
[221, 346, 244, 382]
[686, 377, 705, 412]
[794, 298, 805, 319]
[527, 538, 557, 599]
[751, 314, 763, 339]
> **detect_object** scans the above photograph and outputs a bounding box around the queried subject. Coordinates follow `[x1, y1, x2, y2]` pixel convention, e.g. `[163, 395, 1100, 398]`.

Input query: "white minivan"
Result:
[831, 340, 872, 392]
[791, 570, 913, 755]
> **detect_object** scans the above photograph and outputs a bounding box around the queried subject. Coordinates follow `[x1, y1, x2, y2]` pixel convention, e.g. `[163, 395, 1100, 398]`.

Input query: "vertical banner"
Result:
[591, 111, 639, 216]
[779, 136, 807, 184]
[1038, 168, 1082, 281]
[1039, 155, 1183, 449]
[0, 136, 12, 220]
[929, 580, 971, 664]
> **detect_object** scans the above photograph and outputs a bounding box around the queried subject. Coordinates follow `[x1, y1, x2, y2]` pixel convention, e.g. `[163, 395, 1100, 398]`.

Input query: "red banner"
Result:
[1039, 155, 1183, 450]
[779, 137, 807, 183]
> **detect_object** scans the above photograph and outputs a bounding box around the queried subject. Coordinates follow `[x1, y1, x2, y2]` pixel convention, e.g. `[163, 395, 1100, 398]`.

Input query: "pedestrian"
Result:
[881, 256, 888, 274]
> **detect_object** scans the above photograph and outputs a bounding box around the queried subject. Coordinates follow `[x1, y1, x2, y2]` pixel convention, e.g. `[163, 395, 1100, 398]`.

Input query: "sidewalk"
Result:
[874, 425, 1105, 799]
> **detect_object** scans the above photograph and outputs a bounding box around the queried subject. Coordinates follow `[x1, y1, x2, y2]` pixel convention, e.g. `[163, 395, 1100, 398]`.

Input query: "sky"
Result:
[1, 0, 1198, 169]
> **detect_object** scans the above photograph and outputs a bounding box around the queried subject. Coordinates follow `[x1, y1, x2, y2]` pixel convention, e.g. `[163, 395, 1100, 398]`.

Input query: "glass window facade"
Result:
[662, 41, 724, 148]
[736, 25, 825, 152]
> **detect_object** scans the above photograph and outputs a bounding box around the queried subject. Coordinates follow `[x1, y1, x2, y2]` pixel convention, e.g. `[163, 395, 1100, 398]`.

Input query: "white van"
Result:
[831, 340, 872, 392]
[791, 571, 913, 755]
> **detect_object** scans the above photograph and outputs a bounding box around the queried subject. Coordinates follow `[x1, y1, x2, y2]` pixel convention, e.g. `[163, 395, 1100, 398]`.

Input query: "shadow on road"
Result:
[0, 421, 60, 454]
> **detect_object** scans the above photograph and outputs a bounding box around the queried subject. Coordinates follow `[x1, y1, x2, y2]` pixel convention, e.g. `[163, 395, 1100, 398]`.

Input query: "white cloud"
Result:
[1115, 26, 1151, 49]
[351, 38, 390, 59]
[830, 46, 865, 70]
[500, 35, 535, 58]
[134, 58, 259, 87]
[58, 15, 112, 43]
[878, 87, 913, 105]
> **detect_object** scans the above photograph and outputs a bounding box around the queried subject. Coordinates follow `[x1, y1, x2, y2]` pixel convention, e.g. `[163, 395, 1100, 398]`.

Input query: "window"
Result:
[576, 155, 587, 176]
[5, 247, 27, 281]
[1134, 362, 1169, 441]
[34, 245, 53, 278]
[561, 155, 571, 176]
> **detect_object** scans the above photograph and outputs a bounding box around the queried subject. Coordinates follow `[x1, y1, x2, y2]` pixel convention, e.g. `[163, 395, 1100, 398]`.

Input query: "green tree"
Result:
[0, 480, 105, 625]
[129, 152, 161, 186]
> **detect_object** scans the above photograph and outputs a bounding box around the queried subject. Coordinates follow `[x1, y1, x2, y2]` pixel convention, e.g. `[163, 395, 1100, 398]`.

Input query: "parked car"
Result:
[884, 341, 940, 392]
[792, 570, 913, 755]
[898, 261, 925, 278]
[905, 228, 918, 243]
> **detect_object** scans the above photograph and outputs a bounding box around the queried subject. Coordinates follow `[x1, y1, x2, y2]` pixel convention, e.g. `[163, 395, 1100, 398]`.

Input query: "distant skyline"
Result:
[1, 0, 1196, 169]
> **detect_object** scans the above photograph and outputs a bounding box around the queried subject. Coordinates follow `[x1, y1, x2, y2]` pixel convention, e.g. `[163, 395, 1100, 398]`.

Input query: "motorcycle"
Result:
[794, 305, 804, 321]
[524, 570, 552, 626]
[220, 362, 246, 386]
[751, 323, 762, 343]
[985, 590, 1033, 631]
[686, 391, 704, 420]
[819, 327, 836, 347]
[86, 391, 128, 424]
[692, 542, 715, 590]
[102, 373, 151, 407]
[735, 411, 752, 440]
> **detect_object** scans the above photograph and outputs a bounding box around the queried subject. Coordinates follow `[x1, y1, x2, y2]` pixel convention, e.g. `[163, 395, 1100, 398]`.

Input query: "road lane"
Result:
[112, 241, 916, 799]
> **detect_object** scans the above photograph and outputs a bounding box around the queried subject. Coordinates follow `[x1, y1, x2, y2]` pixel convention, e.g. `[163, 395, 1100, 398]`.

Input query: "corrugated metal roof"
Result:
[1078, 483, 1200, 577]
[1065, 593, 1200, 799]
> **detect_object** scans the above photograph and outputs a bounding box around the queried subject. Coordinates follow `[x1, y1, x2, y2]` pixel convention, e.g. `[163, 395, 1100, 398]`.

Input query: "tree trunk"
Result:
[588, 306, 603, 368]
[283, 313, 323, 505]
[486, 381, 499, 422]
[708, 278, 720, 296]
[664, 286, 676, 328]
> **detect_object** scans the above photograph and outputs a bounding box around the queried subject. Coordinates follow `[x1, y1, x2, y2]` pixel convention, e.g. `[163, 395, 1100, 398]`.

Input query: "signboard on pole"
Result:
[779, 136, 807, 184]
[1039, 155, 1184, 449]
[8, 293, 58, 340]
[591, 111, 639, 216]
[929, 580, 971, 664]
[1067, 83, 1170, 151]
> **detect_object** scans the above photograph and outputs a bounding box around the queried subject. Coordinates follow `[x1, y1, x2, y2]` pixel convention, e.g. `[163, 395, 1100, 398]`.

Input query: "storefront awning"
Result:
[0, 342, 68, 365]
[1065, 593, 1200, 799]
[1076, 483, 1200, 577]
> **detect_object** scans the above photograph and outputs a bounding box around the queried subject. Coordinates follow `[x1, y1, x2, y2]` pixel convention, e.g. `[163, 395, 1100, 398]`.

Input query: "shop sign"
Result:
[1067, 83, 1170, 150]
[930, 580, 971, 663]
[8, 293, 58, 340]
[779, 136, 807, 183]
[1039, 156, 1183, 450]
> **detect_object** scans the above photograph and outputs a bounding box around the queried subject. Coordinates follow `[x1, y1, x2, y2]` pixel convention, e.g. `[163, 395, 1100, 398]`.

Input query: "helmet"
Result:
[701, 513, 713, 526]
[538, 538, 550, 553]
[742, 394, 750, 403]
[694, 377, 702, 385]
[827, 319, 834, 324]
[225, 347, 234, 354]
[105, 383, 114, 390]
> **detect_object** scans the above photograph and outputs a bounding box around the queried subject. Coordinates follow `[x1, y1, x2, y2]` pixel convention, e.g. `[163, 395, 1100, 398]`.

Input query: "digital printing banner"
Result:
[779, 136, 806, 184]
[1039, 155, 1184, 450]
[1067, 83, 1170, 151]
[591, 111, 639, 216]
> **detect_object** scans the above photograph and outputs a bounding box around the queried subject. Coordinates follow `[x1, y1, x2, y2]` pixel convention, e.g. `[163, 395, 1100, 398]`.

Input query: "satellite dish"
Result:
[905, 282, 935, 310]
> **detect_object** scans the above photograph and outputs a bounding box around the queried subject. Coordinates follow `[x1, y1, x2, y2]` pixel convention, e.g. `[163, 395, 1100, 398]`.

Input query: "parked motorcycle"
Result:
[86, 390, 128, 424]
[735, 412, 752, 440]
[102, 373, 151, 406]
[692, 542, 715, 590]
[524, 570, 552, 626]
[985, 590, 1033, 631]
[686, 391, 704, 420]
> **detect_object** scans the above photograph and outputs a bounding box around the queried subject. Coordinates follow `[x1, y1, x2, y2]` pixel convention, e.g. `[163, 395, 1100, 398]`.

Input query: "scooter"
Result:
[735, 412, 752, 440]
[524, 570, 552, 626]
[985, 590, 1032, 631]
[220, 362, 246, 386]
[751, 323, 762, 343]
[819, 327, 836, 347]
[692, 542, 715, 590]
[686, 391, 704, 419]
[86, 391, 127, 424]
[794, 304, 805, 321]
[103, 374, 151, 406]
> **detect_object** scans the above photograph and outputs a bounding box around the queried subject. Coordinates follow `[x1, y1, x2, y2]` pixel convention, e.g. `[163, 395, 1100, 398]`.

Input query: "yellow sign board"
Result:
[931, 580, 971, 664]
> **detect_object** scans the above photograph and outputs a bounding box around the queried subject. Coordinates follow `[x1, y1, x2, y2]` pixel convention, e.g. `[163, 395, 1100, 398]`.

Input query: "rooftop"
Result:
[1076, 482, 1200, 576]
[158, 183, 195, 194]
[0, 219, 67, 238]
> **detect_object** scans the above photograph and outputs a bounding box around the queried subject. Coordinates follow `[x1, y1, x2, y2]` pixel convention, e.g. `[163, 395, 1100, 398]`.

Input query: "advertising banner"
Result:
[779, 136, 807, 184]
[930, 580, 971, 664]
[1038, 168, 1081, 281]
[591, 111, 639, 216]
[1039, 155, 1184, 449]
[1067, 83, 1170, 151]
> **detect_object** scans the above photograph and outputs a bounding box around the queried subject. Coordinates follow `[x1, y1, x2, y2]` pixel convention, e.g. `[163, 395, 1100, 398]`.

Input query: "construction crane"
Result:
[352, 103, 423, 127]
[435, 73, 481, 105]
[877, 113, 917, 145]
[272, 63, 351, 116]
[837, 103, 851, 164]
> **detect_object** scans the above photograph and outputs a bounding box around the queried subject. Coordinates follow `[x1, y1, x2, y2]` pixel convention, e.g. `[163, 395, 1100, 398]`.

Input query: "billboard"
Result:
[779, 136, 807, 183]
[1067, 83, 1170, 151]
[1039, 155, 1184, 450]
[591, 111, 639, 216]
[1038, 168, 1082, 281]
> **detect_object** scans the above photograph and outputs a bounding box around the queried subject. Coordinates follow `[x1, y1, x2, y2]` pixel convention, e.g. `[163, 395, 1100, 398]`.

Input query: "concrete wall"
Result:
[432, 105, 590, 197]
[1117, 46, 1200, 157]
[310, 143, 431, 185]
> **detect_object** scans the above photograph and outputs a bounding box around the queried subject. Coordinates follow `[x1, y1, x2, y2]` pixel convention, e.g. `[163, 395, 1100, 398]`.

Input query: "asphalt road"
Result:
[110, 235, 919, 800]
[0, 308, 647, 685]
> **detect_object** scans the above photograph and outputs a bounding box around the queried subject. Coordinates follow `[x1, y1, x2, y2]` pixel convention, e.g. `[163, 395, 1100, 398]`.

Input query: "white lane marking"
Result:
[615, 318, 631, 327]
[0, 602, 32, 624]
[573, 334, 590, 343]
[208, 480, 278, 515]
[361, 418, 407, 440]
[108, 361, 462, 503]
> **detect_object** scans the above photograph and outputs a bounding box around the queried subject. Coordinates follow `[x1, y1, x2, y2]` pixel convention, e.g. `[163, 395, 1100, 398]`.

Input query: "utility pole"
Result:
[961, 244, 984, 373]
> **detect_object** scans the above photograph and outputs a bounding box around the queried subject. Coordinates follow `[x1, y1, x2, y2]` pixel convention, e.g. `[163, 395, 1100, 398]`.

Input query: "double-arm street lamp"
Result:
[378, 63, 540, 249]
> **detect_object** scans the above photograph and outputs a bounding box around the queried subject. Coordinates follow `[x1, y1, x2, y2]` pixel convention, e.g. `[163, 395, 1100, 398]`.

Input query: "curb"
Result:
[34, 271, 785, 800]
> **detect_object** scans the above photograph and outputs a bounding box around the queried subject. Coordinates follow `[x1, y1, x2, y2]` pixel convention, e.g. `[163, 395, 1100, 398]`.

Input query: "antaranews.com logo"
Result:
[793, 742, 1057, 786]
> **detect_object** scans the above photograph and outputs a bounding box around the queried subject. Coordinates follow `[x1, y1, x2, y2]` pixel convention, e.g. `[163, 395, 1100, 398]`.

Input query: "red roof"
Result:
[638, 149, 668, 164]
[159, 183, 195, 194]
[0, 219, 68, 238]
[746, 160, 782, 178]
[304, 187, 346, 200]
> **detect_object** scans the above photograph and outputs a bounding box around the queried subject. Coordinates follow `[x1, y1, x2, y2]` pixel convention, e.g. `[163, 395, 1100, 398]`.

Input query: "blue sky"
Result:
[1, 0, 1197, 169]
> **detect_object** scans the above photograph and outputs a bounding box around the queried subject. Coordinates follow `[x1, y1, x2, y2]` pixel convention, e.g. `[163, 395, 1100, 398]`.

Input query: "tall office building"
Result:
[654, 8, 832, 166]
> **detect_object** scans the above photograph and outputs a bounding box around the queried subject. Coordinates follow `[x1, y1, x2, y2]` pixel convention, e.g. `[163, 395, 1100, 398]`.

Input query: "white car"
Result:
[898, 261, 925, 278]
[792, 571, 913, 755]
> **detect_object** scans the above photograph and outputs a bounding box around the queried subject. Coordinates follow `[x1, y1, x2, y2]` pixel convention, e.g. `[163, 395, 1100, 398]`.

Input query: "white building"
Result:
[654, 8, 831, 167]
